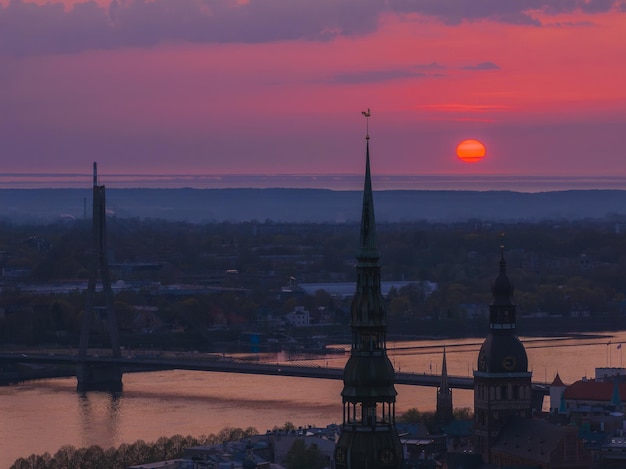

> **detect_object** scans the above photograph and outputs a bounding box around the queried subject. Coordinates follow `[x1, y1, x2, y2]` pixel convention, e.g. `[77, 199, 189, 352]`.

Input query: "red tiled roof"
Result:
[564, 380, 626, 401]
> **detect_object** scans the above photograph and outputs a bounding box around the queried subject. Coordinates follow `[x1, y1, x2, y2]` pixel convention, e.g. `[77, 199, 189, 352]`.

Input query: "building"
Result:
[561, 377, 626, 435]
[271, 427, 337, 467]
[549, 372, 567, 414]
[563, 379, 626, 411]
[599, 436, 626, 468]
[471, 244, 592, 468]
[490, 416, 591, 468]
[473, 244, 532, 463]
[182, 437, 271, 468]
[285, 306, 310, 327]
[333, 126, 403, 469]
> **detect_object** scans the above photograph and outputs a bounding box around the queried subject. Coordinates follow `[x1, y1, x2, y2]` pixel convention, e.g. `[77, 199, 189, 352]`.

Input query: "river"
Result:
[1, 330, 624, 467]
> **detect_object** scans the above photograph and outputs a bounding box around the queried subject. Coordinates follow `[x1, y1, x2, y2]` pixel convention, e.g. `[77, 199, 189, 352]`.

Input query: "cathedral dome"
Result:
[477, 333, 528, 373]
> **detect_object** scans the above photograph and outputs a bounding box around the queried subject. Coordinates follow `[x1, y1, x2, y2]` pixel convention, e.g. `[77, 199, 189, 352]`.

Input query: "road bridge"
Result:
[0, 352, 549, 396]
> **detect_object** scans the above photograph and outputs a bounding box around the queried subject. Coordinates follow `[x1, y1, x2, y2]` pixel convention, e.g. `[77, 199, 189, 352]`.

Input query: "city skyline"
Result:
[2, 0, 626, 184]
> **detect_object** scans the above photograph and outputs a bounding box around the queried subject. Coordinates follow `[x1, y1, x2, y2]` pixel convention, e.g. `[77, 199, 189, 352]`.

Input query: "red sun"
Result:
[456, 139, 486, 163]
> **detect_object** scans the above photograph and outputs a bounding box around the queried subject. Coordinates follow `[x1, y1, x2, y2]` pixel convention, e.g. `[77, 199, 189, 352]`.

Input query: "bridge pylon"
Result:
[77, 162, 123, 392]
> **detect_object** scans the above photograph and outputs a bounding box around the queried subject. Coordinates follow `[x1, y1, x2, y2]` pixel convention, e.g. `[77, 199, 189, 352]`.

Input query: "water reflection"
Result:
[1, 331, 623, 467]
[78, 391, 122, 449]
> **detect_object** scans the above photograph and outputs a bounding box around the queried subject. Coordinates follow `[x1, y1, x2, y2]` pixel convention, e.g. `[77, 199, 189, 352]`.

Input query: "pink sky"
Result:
[1, 0, 626, 186]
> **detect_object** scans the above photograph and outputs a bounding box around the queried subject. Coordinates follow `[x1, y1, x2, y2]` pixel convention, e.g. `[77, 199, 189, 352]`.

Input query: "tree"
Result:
[397, 407, 436, 429]
[452, 407, 473, 420]
[273, 421, 296, 432]
[284, 439, 326, 469]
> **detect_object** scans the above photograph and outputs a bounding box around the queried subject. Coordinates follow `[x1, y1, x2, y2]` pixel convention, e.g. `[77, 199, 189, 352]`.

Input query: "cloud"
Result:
[579, 0, 616, 13]
[328, 63, 448, 84]
[330, 69, 428, 84]
[462, 62, 500, 71]
[545, 20, 595, 26]
[1, 0, 624, 57]
[0, 0, 382, 56]
[415, 62, 446, 70]
[390, 0, 543, 26]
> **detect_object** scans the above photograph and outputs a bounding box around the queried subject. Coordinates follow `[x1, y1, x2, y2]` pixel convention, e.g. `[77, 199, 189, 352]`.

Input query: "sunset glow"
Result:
[456, 140, 486, 163]
[1, 1, 625, 183]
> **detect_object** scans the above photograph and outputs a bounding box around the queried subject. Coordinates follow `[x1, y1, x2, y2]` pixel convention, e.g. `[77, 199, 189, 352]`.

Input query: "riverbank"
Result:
[386, 315, 626, 339]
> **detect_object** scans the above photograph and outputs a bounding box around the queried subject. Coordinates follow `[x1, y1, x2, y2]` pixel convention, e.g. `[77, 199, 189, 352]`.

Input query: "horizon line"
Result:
[2, 172, 626, 178]
[2, 173, 626, 192]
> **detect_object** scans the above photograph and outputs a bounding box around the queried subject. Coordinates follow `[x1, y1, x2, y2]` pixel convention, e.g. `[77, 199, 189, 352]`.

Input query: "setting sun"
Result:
[456, 139, 486, 163]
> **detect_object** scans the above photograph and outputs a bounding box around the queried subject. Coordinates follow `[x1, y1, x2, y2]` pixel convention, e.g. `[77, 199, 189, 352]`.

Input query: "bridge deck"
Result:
[0, 352, 549, 394]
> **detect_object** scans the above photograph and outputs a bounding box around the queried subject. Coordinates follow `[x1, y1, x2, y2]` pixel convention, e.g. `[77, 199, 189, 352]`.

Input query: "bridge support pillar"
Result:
[76, 362, 123, 392]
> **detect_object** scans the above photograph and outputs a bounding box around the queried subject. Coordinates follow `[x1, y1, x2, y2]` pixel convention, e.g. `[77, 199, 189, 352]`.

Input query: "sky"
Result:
[1, 0, 626, 187]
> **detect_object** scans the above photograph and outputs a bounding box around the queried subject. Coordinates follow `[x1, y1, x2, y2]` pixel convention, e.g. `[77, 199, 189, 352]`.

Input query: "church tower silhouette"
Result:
[473, 241, 532, 462]
[334, 115, 403, 469]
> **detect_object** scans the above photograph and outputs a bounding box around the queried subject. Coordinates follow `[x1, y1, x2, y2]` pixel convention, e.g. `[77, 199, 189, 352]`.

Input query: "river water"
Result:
[1, 331, 624, 467]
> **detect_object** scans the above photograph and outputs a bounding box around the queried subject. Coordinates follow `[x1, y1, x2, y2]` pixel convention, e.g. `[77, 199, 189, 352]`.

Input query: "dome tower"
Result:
[473, 240, 532, 463]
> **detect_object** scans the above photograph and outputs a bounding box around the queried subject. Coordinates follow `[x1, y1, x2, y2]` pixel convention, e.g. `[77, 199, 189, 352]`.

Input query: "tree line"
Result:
[2, 217, 626, 347]
[10, 427, 258, 469]
[10, 408, 474, 469]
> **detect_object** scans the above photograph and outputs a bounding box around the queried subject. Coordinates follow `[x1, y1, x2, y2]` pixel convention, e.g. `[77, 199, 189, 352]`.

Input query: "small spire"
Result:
[551, 372, 565, 387]
[440, 345, 449, 391]
[491, 234, 514, 309]
[93, 162, 98, 187]
[436, 344, 453, 425]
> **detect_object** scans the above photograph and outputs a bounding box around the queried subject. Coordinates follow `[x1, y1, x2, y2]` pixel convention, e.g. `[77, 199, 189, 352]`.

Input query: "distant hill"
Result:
[1, 188, 626, 224]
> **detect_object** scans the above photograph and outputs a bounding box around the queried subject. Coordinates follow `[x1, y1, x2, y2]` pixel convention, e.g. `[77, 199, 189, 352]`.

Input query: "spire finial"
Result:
[361, 108, 371, 140]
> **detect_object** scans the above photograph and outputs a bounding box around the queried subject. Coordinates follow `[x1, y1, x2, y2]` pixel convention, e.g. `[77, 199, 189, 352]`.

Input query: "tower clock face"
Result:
[502, 355, 517, 371]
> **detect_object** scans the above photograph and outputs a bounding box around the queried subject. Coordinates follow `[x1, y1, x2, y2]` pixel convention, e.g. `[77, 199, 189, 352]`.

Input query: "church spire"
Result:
[440, 345, 450, 392]
[351, 111, 385, 328]
[335, 110, 403, 469]
[358, 108, 377, 259]
[436, 345, 453, 425]
[358, 137, 378, 258]
[490, 235, 516, 326]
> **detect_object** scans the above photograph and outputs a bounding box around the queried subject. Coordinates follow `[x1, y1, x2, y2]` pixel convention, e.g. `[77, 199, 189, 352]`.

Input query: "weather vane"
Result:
[361, 108, 371, 139]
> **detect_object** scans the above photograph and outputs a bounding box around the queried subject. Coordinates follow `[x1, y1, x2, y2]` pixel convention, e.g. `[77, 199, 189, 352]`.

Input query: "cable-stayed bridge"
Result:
[0, 352, 549, 396]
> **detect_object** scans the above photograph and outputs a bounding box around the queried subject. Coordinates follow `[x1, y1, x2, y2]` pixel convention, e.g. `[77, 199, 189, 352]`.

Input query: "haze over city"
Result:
[2, 0, 626, 187]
